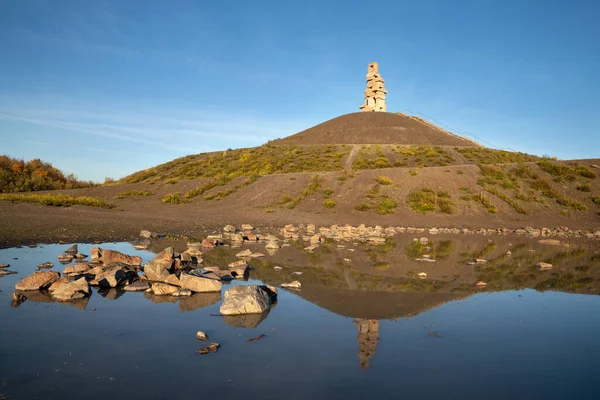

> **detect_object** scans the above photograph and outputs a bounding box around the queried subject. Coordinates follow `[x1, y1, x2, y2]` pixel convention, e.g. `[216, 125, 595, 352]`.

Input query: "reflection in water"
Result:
[10, 289, 89, 310]
[354, 319, 380, 370]
[98, 287, 126, 301]
[2, 236, 600, 399]
[224, 309, 272, 328]
[179, 292, 221, 312]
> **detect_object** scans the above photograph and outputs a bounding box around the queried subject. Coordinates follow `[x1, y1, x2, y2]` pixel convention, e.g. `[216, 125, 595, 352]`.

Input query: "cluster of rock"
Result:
[277, 224, 600, 242]
[358, 62, 387, 112]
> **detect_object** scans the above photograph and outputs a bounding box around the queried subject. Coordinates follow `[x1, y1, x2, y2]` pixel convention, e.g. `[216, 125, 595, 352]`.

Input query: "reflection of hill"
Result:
[293, 286, 468, 320]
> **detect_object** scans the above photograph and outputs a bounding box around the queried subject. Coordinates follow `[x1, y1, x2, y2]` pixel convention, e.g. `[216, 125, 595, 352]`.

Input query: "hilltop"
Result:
[0, 111, 599, 247]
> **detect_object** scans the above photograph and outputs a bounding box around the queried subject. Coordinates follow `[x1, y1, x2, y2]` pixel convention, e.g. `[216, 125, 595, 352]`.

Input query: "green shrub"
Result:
[376, 176, 393, 185]
[324, 187, 334, 196]
[472, 192, 497, 214]
[409, 169, 417, 176]
[322, 199, 336, 208]
[593, 196, 600, 206]
[162, 192, 187, 204]
[355, 202, 372, 211]
[165, 178, 178, 184]
[0, 193, 113, 208]
[265, 208, 274, 213]
[376, 196, 398, 215]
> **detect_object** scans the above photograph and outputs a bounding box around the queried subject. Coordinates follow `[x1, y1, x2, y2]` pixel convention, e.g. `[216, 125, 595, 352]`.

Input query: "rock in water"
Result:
[63, 263, 90, 276]
[92, 267, 128, 288]
[219, 285, 272, 315]
[65, 244, 78, 254]
[197, 343, 219, 355]
[51, 277, 90, 301]
[143, 247, 174, 282]
[0, 269, 17, 276]
[100, 249, 142, 266]
[15, 271, 60, 291]
[281, 281, 301, 289]
[150, 282, 180, 296]
[179, 272, 222, 293]
[0, 264, 10, 268]
[37, 262, 54, 269]
[196, 331, 208, 341]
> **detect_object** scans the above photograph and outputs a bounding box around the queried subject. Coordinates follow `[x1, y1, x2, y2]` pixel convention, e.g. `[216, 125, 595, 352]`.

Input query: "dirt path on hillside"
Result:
[345, 145, 360, 170]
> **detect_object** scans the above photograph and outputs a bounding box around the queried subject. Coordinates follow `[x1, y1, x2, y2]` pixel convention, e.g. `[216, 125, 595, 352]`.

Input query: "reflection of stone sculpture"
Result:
[354, 319, 380, 370]
[359, 62, 387, 112]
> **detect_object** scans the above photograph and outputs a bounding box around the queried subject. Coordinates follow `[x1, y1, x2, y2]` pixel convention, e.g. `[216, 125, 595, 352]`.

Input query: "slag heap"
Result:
[358, 62, 387, 112]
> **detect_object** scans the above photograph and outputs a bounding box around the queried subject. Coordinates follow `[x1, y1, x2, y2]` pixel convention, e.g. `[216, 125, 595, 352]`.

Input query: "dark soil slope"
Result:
[272, 112, 479, 147]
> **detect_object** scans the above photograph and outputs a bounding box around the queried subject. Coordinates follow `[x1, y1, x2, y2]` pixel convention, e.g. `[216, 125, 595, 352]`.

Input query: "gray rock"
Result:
[219, 285, 272, 315]
[179, 272, 222, 293]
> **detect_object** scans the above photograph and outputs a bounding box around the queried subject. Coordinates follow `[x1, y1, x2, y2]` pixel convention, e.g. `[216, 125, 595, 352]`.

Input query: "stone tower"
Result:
[358, 62, 387, 112]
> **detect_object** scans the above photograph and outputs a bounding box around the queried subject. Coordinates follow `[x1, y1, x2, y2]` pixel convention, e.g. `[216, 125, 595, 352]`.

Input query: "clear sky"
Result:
[1, 0, 598, 181]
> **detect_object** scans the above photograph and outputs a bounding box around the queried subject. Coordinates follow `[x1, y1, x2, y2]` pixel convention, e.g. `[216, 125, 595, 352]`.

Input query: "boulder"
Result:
[241, 224, 254, 231]
[196, 331, 208, 341]
[224, 224, 236, 233]
[179, 272, 222, 293]
[265, 241, 280, 250]
[124, 280, 150, 292]
[48, 277, 70, 292]
[58, 253, 74, 262]
[143, 247, 174, 282]
[281, 281, 301, 289]
[536, 262, 553, 270]
[100, 249, 142, 266]
[15, 271, 60, 291]
[228, 260, 247, 269]
[92, 266, 128, 288]
[201, 239, 215, 248]
[51, 277, 90, 301]
[140, 230, 153, 238]
[150, 282, 180, 296]
[74, 253, 87, 260]
[164, 274, 181, 287]
[236, 249, 253, 258]
[219, 285, 273, 315]
[65, 244, 78, 254]
[63, 263, 90, 276]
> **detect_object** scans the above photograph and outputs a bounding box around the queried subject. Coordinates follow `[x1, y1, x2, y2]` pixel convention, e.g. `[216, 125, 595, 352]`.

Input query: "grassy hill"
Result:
[1, 112, 599, 240]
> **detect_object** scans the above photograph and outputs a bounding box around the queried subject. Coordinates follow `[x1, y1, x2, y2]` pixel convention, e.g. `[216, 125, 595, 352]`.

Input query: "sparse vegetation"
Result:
[392, 145, 455, 167]
[375, 196, 398, 215]
[486, 187, 529, 215]
[355, 202, 372, 211]
[324, 187, 334, 196]
[165, 178, 178, 184]
[265, 208, 274, 213]
[409, 169, 417, 176]
[284, 175, 323, 209]
[0, 155, 96, 193]
[352, 145, 391, 170]
[577, 184, 591, 192]
[472, 192, 497, 213]
[161, 192, 187, 204]
[456, 148, 539, 164]
[322, 199, 336, 208]
[407, 188, 455, 214]
[538, 160, 596, 181]
[114, 190, 153, 199]
[376, 176, 393, 185]
[593, 196, 600, 206]
[0, 193, 113, 208]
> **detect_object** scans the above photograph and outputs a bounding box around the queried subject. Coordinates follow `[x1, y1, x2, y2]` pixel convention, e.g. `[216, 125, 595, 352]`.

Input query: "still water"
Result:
[1, 236, 599, 400]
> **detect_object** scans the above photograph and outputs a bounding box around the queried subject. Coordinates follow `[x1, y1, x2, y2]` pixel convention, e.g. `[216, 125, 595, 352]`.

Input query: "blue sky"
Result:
[1, 0, 598, 181]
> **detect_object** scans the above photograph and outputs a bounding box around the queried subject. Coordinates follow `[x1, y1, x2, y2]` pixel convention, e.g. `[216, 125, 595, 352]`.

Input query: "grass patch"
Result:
[376, 176, 393, 185]
[355, 202, 372, 211]
[114, 190, 152, 199]
[538, 160, 596, 180]
[165, 178, 178, 184]
[286, 175, 323, 209]
[161, 192, 187, 204]
[324, 187, 334, 196]
[593, 196, 600, 206]
[265, 208, 274, 213]
[352, 145, 391, 170]
[322, 199, 336, 208]
[375, 196, 398, 215]
[407, 188, 455, 214]
[456, 148, 539, 164]
[473, 192, 497, 213]
[0, 193, 113, 208]
[486, 187, 529, 215]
